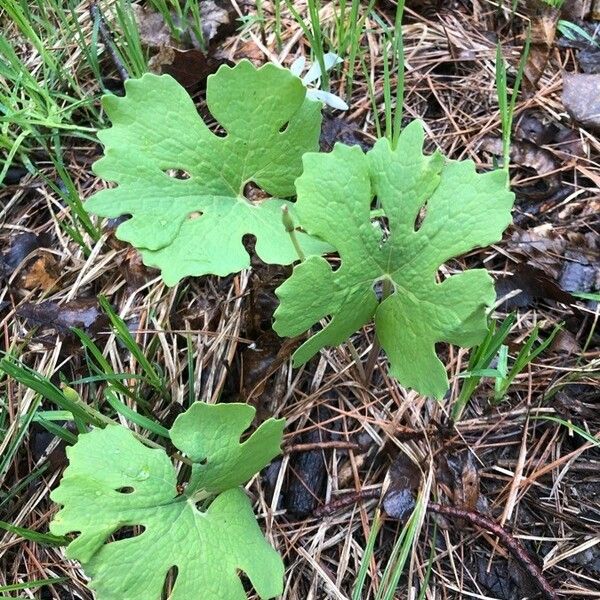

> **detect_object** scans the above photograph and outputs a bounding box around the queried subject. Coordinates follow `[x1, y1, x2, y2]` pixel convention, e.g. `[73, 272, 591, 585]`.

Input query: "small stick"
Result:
[90, 3, 130, 82]
[313, 489, 558, 600]
[428, 503, 558, 600]
[285, 440, 364, 454]
[281, 205, 305, 262]
[313, 489, 381, 517]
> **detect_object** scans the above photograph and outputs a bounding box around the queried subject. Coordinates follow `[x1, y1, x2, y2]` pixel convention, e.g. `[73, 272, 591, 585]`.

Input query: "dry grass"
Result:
[1, 1, 599, 599]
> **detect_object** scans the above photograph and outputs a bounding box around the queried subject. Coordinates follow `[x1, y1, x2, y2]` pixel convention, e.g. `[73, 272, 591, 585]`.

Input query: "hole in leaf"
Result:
[372, 280, 384, 301]
[188, 211, 202, 220]
[372, 279, 394, 301]
[206, 117, 227, 138]
[329, 255, 342, 273]
[413, 204, 428, 232]
[243, 182, 269, 203]
[163, 169, 190, 180]
[108, 524, 145, 544]
[162, 565, 179, 598]
[115, 486, 135, 494]
[241, 233, 257, 256]
[279, 120, 291, 134]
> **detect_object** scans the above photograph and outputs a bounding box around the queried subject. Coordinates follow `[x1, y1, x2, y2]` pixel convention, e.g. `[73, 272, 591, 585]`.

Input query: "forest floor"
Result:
[0, 1, 599, 599]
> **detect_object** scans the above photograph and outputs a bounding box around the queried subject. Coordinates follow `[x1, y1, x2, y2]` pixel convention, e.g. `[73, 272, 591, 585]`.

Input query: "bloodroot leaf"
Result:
[50, 403, 285, 600]
[171, 402, 285, 493]
[273, 121, 514, 399]
[86, 60, 327, 285]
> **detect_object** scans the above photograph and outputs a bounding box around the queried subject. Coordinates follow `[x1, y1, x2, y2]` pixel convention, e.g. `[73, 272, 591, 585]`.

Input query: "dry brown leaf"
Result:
[149, 46, 223, 88]
[17, 298, 108, 335]
[20, 255, 60, 291]
[438, 452, 481, 512]
[523, 2, 561, 93]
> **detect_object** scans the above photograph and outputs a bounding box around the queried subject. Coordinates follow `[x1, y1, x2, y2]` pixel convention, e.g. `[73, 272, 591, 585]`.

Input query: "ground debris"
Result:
[562, 73, 600, 132]
[149, 46, 225, 88]
[438, 451, 482, 513]
[285, 407, 332, 518]
[502, 224, 600, 301]
[552, 383, 599, 421]
[133, 1, 236, 88]
[382, 452, 420, 521]
[523, 2, 561, 94]
[320, 114, 371, 153]
[495, 263, 577, 309]
[0, 232, 50, 277]
[17, 298, 108, 336]
[480, 134, 561, 200]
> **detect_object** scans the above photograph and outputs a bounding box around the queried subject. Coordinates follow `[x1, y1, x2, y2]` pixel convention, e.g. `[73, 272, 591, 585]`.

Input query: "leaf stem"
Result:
[281, 205, 306, 262]
[363, 278, 393, 382]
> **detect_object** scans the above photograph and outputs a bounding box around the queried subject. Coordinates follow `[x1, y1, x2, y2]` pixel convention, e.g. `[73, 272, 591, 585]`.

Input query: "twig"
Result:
[285, 440, 364, 454]
[313, 489, 381, 517]
[90, 3, 129, 82]
[313, 489, 558, 600]
[428, 503, 557, 600]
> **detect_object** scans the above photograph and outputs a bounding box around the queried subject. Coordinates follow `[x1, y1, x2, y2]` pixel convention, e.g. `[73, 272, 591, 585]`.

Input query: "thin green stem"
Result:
[281, 205, 306, 262]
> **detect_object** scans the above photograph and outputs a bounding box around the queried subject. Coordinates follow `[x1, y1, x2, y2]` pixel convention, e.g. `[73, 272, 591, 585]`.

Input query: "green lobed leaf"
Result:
[171, 402, 285, 494]
[273, 120, 514, 399]
[86, 60, 327, 285]
[50, 402, 285, 600]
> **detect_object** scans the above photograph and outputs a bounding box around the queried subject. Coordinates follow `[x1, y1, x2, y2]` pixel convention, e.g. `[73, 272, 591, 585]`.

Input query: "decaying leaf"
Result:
[132, 4, 172, 48]
[20, 255, 61, 291]
[516, 110, 586, 159]
[0, 233, 48, 278]
[506, 224, 600, 299]
[560, 249, 600, 292]
[552, 384, 598, 420]
[274, 121, 514, 398]
[438, 451, 481, 512]
[382, 452, 421, 521]
[320, 114, 371, 153]
[561, 0, 592, 20]
[523, 2, 561, 93]
[132, 1, 237, 87]
[149, 47, 223, 88]
[557, 19, 600, 74]
[495, 263, 577, 309]
[86, 61, 327, 285]
[479, 135, 560, 200]
[17, 298, 108, 335]
[285, 407, 331, 518]
[133, 1, 237, 50]
[50, 402, 285, 600]
[562, 73, 600, 132]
